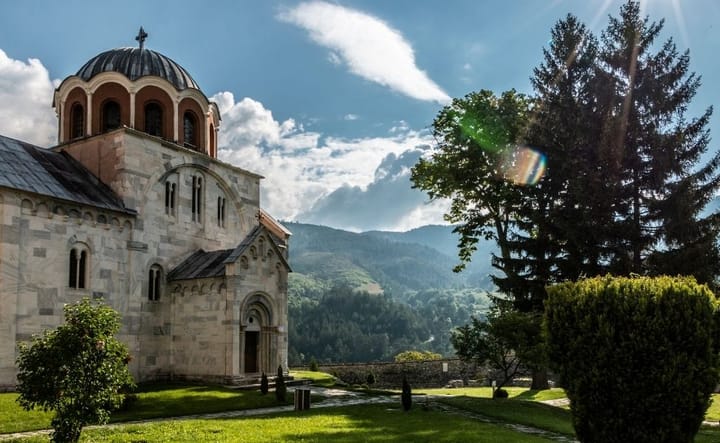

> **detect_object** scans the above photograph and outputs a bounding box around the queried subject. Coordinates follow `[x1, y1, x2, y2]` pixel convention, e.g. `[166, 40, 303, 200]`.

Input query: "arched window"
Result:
[183, 111, 197, 148]
[192, 175, 203, 222]
[102, 100, 121, 132]
[217, 195, 226, 228]
[165, 180, 176, 216]
[144, 102, 163, 137]
[148, 265, 163, 301]
[71, 103, 84, 139]
[69, 245, 89, 289]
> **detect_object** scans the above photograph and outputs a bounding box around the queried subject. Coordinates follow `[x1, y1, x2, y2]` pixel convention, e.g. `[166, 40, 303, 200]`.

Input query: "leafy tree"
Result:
[260, 372, 269, 395]
[451, 305, 543, 398]
[545, 276, 720, 442]
[401, 375, 412, 411]
[15, 298, 134, 443]
[275, 365, 286, 402]
[411, 89, 532, 273]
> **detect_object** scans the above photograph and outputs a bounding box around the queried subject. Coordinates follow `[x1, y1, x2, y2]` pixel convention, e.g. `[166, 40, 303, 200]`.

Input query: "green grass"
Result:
[9, 403, 559, 443]
[415, 386, 567, 401]
[0, 382, 289, 434]
[0, 394, 53, 434]
[289, 370, 336, 387]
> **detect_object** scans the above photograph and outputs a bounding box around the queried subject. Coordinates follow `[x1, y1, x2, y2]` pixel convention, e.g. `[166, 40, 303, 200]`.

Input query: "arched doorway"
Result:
[241, 297, 273, 375]
[244, 311, 261, 373]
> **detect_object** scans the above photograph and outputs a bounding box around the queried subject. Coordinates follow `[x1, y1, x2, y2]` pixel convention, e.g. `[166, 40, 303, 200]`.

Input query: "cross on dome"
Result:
[135, 27, 148, 49]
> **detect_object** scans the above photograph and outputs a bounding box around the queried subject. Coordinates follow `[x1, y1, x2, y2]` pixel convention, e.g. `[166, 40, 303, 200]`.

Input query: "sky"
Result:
[0, 0, 718, 232]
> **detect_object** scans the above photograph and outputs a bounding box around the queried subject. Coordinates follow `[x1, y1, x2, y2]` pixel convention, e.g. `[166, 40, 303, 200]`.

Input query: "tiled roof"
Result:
[0, 134, 133, 214]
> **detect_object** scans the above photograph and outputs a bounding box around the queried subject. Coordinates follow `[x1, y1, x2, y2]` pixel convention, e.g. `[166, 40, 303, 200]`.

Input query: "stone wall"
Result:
[317, 359, 482, 389]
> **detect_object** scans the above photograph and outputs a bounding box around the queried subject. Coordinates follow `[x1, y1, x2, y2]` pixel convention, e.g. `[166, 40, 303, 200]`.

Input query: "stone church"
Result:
[0, 30, 291, 388]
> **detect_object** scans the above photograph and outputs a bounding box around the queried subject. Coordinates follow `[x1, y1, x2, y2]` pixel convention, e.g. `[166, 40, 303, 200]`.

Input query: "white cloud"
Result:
[213, 91, 447, 230]
[278, 1, 450, 104]
[343, 113, 358, 121]
[0, 49, 58, 147]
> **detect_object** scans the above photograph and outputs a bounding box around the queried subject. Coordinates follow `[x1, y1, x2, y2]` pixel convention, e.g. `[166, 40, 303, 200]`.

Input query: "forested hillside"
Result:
[284, 222, 496, 365]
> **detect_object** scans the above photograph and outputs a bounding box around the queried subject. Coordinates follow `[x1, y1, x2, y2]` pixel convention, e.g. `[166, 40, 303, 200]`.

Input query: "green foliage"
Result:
[410, 90, 532, 274]
[366, 372, 376, 385]
[401, 376, 412, 411]
[493, 388, 509, 399]
[545, 275, 720, 442]
[260, 372, 269, 395]
[452, 305, 543, 392]
[15, 297, 134, 442]
[308, 357, 319, 372]
[394, 350, 442, 362]
[275, 366, 286, 403]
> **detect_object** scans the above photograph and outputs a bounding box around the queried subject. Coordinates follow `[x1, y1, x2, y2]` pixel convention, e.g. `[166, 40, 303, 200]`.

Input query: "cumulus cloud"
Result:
[0, 49, 58, 147]
[278, 1, 450, 104]
[213, 91, 447, 231]
[299, 149, 450, 231]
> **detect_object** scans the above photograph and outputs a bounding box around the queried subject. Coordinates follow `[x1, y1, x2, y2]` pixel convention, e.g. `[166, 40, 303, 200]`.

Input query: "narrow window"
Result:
[71, 103, 84, 139]
[148, 265, 162, 301]
[183, 111, 197, 148]
[192, 176, 202, 222]
[217, 196, 226, 228]
[144, 102, 163, 137]
[165, 181, 176, 215]
[69, 246, 89, 289]
[102, 101, 121, 132]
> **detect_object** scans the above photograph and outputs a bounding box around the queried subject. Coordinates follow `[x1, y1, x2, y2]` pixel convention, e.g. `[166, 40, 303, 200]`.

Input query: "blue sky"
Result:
[1, 0, 718, 231]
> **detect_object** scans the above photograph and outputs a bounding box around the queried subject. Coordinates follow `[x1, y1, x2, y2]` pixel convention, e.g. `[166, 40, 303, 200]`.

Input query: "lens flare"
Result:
[500, 146, 547, 185]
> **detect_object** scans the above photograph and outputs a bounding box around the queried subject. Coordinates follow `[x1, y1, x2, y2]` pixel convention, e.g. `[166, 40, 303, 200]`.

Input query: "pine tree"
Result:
[401, 375, 412, 411]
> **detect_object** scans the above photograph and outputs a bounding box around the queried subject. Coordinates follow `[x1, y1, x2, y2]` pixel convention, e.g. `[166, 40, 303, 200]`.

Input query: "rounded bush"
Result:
[493, 388, 509, 399]
[545, 276, 720, 443]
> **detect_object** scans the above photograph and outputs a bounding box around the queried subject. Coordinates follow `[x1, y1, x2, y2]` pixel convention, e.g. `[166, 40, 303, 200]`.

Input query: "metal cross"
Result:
[135, 27, 148, 49]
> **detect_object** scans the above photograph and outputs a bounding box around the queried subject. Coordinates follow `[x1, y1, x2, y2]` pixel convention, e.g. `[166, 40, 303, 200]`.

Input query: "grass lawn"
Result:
[0, 382, 290, 434]
[8, 404, 560, 443]
[416, 386, 567, 402]
[289, 370, 336, 387]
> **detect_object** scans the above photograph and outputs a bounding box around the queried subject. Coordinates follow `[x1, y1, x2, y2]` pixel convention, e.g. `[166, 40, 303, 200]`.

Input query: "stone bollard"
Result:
[294, 388, 311, 410]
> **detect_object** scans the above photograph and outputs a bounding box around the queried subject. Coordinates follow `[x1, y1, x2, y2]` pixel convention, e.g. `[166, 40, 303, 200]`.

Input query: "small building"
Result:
[0, 29, 291, 388]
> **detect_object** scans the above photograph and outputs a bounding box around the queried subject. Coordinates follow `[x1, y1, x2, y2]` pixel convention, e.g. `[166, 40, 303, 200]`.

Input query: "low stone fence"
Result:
[314, 359, 481, 389]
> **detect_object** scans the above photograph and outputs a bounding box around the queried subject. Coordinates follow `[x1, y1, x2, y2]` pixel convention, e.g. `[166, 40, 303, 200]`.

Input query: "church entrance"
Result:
[244, 331, 259, 373]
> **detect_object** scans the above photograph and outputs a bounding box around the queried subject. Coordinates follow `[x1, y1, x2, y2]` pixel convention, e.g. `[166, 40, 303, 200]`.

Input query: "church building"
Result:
[0, 29, 291, 388]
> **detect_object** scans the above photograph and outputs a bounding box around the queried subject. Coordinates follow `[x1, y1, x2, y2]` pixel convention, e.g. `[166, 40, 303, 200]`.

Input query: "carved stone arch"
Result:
[96, 214, 107, 224]
[250, 246, 257, 260]
[191, 285, 199, 296]
[240, 256, 249, 270]
[36, 202, 49, 218]
[68, 208, 81, 223]
[53, 205, 65, 217]
[241, 292, 274, 326]
[218, 283, 227, 295]
[21, 198, 34, 215]
[83, 211, 93, 224]
[200, 284, 208, 295]
[122, 220, 133, 231]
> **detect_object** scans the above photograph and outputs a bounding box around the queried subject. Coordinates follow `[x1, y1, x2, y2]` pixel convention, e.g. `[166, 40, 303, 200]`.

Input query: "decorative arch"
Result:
[92, 82, 130, 134]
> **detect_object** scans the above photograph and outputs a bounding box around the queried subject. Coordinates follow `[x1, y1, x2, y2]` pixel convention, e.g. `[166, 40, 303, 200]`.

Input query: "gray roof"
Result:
[168, 226, 291, 281]
[76, 47, 200, 91]
[0, 134, 133, 214]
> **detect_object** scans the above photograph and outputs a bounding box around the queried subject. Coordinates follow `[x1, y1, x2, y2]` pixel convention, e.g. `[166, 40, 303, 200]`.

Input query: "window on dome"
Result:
[71, 103, 84, 139]
[102, 101, 121, 132]
[145, 102, 163, 137]
[183, 111, 197, 148]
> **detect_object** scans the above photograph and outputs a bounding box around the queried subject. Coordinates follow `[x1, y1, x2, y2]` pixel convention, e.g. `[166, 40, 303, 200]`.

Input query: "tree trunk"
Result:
[531, 367, 550, 390]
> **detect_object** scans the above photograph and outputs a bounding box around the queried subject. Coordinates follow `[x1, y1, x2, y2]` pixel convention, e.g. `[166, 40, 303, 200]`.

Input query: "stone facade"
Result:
[0, 38, 290, 389]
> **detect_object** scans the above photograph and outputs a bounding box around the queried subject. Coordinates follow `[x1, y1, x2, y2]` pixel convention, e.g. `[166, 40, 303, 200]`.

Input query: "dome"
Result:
[76, 47, 200, 91]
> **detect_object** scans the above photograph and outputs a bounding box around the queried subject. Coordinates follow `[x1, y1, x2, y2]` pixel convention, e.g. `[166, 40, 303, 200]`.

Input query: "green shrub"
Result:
[493, 388, 509, 399]
[260, 372, 268, 395]
[275, 366, 286, 402]
[309, 357, 319, 372]
[366, 372, 376, 385]
[545, 275, 720, 443]
[401, 375, 412, 411]
[394, 350, 442, 362]
[15, 298, 135, 442]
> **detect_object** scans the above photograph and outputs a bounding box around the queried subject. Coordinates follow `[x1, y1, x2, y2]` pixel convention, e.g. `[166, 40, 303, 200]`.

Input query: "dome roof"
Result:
[76, 47, 200, 91]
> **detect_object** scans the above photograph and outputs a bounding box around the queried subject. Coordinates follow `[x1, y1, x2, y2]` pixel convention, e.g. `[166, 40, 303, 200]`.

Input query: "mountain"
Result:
[284, 222, 496, 295]
[283, 222, 497, 364]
